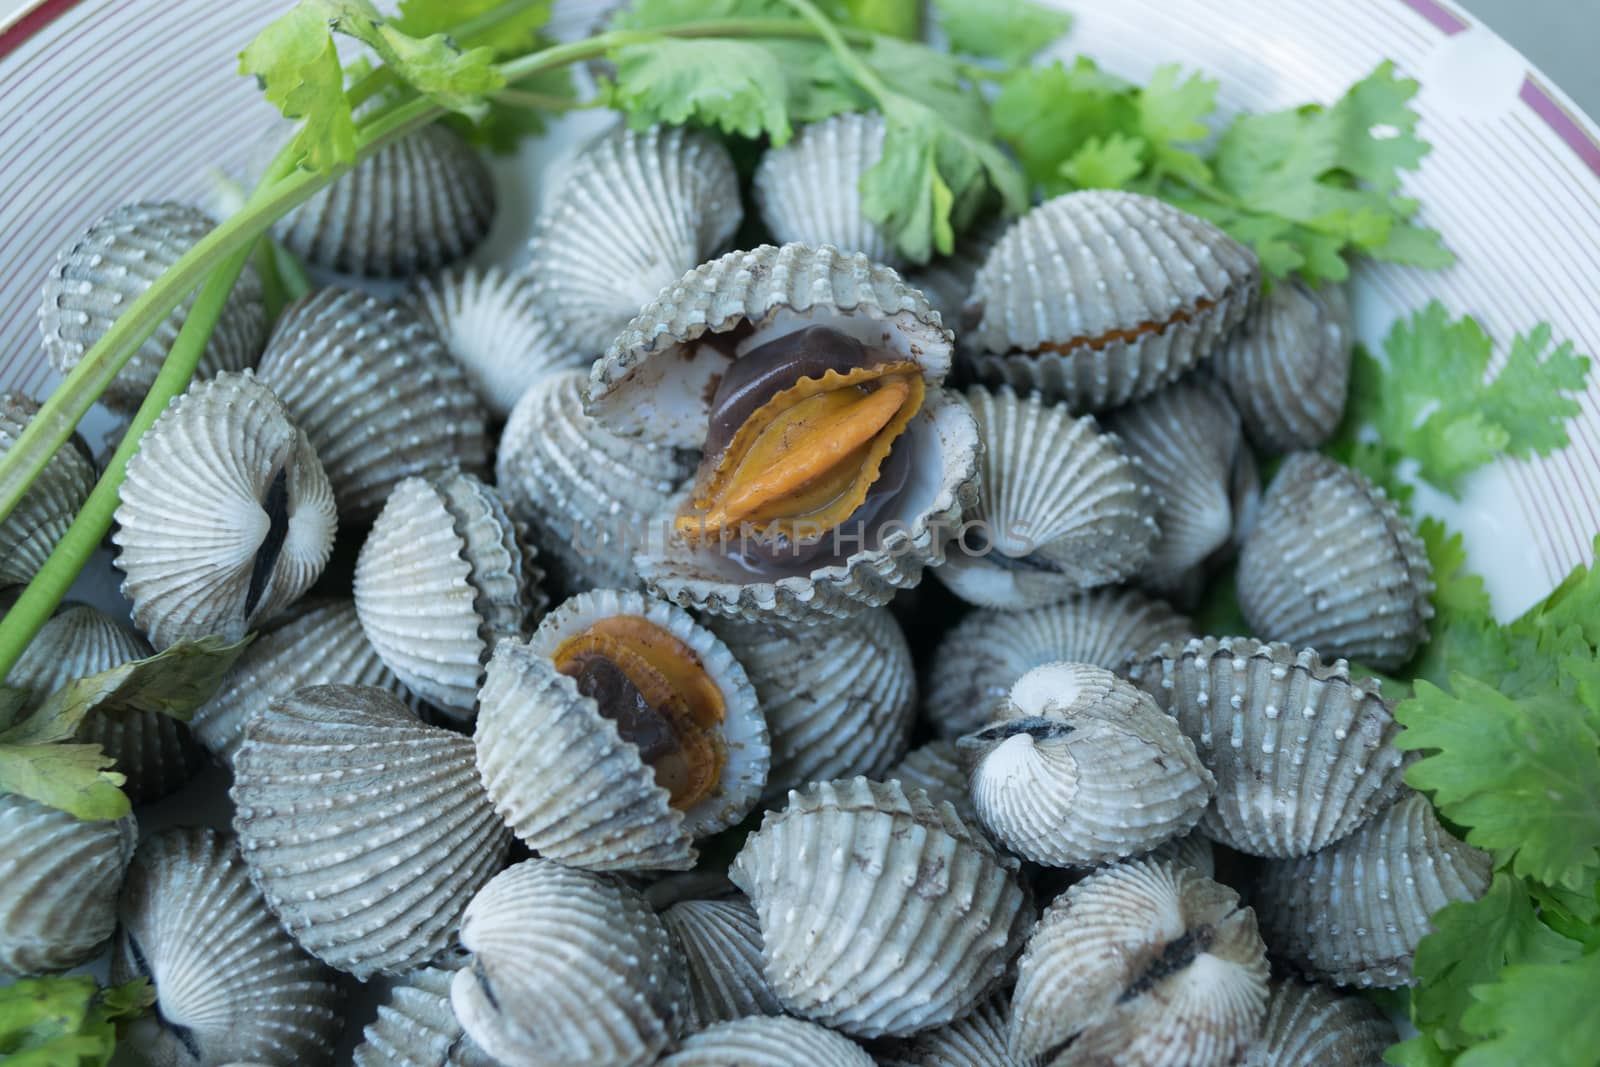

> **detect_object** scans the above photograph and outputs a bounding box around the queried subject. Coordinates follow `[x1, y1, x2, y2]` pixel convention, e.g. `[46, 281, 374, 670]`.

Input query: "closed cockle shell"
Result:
[112, 827, 342, 1066]
[530, 124, 741, 354]
[964, 190, 1260, 412]
[754, 112, 897, 267]
[409, 265, 587, 417]
[883, 739, 974, 824]
[710, 607, 916, 800]
[0, 394, 96, 588]
[1210, 280, 1353, 452]
[255, 287, 489, 522]
[731, 777, 1029, 1038]
[1010, 859, 1269, 1067]
[935, 386, 1159, 609]
[0, 794, 135, 977]
[876, 993, 1031, 1067]
[1238, 452, 1433, 671]
[113, 370, 337, 649]
[275, 125, 495, 278]
[660, 896, 783, 1029]
[1140, 828, 1217, 880]
[659, 1016, 875, 1067]
[451, 858, 688, 1067]
[1129, 636, 1411, 858]
[1254, 792, 1492, 988]
[355, 471, 539, 717]
[960, 662, 1213, 868]
[474, 589, 768, 871]
[352, 966, 494, 1067]
[38, 201, 265, 410]
[1239, 977, 1397, 1066]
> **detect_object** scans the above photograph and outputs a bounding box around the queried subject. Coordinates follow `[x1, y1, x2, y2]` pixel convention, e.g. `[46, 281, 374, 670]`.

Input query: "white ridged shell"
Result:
[660, 896, 783, 1029]
[660, 1016, 875, 1066]
[876, 993, 1032, 1067]
[352, 966, 494, 1067]
[0, 394, 96, 587]
[754, 112, 898, 267]
[1140, 828, 1217, 880]
[884, 739, 974, 823]
[1239, 977, 1397, 1066]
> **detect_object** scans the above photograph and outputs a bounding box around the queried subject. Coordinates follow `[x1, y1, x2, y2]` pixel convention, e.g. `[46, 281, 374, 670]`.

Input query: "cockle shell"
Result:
[232, 684, 512, 978]
[731, 777, 1029, 1037]
[451, 859, 688, 1067]
[1010, 859, 1269, 1067]
[255, 287, 489, 522]
[754, 112, 898, 267]
[659, 1016, 876, 1067]
[38, 201, 265, 410]
[352, 966, 494, 1067]
[0, 794, 135, 977]
[906, 216, 1007, 327]
[0, 394, 96, 588]
[1129, 636, 1411, 858]
[876, 993, 1032, 1067]
[1140, 828, 1217, 879]
[1255, 792, 1492, 988]
[355, 471, 539, 716]
[1239, 977, 1397, 1066]
[530, 124, 741, 354]
[275, 125, 496, 278]
[112, 827, 342, 1067]
[935, 386, 1159, 609]
[925, 588, 1192, 738]
[1238, 452, 1433, 671]
[1211, 280, 1353, 452]
[965, 190, 1260, 411]
[113, 370, 336, 649]
[660, 896, 783, 1029]
[884, 739, 974, 823]
[474, 589, 768, 871]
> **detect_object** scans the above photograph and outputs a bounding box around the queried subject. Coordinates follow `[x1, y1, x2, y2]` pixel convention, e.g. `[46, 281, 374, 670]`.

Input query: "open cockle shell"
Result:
[964, 190, 1260, 412]
[1009, 859, 1269, 1067]
[754, 112, 898, 267]
[731, 777, 1029, 1038]
[1239, 977, 1397, 1066]
[1129, 636, 1411, 858]
[0, 394, 96, 588]
[659, 1016, 876, 1067]
[352, 966, 494, 1067]
[660, 896, 783, 1030]
[113, 370, 337, 649]
[875, 993, 1031, 1067]
[451, 859, 688, 1067]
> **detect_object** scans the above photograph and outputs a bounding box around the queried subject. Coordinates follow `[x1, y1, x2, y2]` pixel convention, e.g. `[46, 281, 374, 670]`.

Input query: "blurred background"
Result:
[1467, 0, 1598, 112]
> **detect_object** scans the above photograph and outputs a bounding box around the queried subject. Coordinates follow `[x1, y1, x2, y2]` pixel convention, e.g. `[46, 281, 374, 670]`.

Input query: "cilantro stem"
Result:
[774, 0, 891, 97]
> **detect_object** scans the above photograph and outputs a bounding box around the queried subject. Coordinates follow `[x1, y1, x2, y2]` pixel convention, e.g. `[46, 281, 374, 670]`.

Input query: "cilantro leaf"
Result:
[393, 0, 552, 52]
[0, 975, 152, 1067]
[1385, 1032, 1453, 1067]
[240, 4, 358, 171]
[0, 743, 128, 821]
[606, 39, 795, 142]
[1136, 65, 1218, 186]
[820, 0, 920, 38]
[1458, 951, 1600, 1067]
[1062, 132, 1147, 190]
[320, 0, 501, 115]
[930, 0, 1072, 65]
[1526, 538, 1600, 649]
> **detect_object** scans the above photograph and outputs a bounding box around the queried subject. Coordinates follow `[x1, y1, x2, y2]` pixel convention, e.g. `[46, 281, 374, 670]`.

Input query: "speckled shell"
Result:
[474, 589, 768, 871]
[1211, 280, 1353, 452]
[409, 265, 587, 417]
[276, 125, 495, 278]
[232, 685, 512, 978]
[530, 124, 741, 355]
[1010, 859, 1269, 1067]
[38, 201, 265, 410]
[883, 739, 974, 823]
[352, 966, 495, 1067]
[354, 471, 538, 716]
[660, 1016, 876, 1066]
[925, 588, 1192, 738]
[1238, 452, 1433, 671]
[731, 777, 1029, 1038]
[965, 191, 1260, 411]
[496, 369, 695, 593]
[0, 394, 96, 587]
[1240, 977, 1397, 1066]
[710, 607, 916, 800]
[660, 896, 783, 1029]
[113, 370, 336, 649]
[255, 287, 489, 522]
[936, 386, 1159, 609]
[1255, 793, 1492, 988]
[1129, 637, 1411, 858]
[6, 603, 201, 803]
[876, 993, 1032, 1067]
[112, 827, 342, 1067]
[0, 794, 135, 977]
[451, 859, 688, 1066]
[754, 112, 898, 267]
[906, 217, 1007, 327]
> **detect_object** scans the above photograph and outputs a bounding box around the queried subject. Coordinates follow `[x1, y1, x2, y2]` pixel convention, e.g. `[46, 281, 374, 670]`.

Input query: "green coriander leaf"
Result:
[319, 0, 502, 116]
[605, 38, 794, 142]
[1061, 132, 1148, 190]
[1520, 537, 1600, 647]
[1326, 60, 1429, 192]
[930, 0, 1072, 65]
[1419, 516, 1493, 621]
[1529, 880, 1600, 947]
[1385, 1032, 1452, 1067]
[820, 0, 920, 38]
[762, 40, 869, 122]
[1137, 64, 1218, 185]
[393, 0, 551, 54]
[239, 4, 357, 171]
[994, 58, 1138, 192]
[1458, 952, 1600, 1067]
[452, 54, 575, 151]
[0, 687, 27, 733]
[867, 37, 988, 138]
[0, 975, 152, 1067]
[1481, 323, 1591, 460]
[610, 0, 790, 30]
[0, 743, 128, 821]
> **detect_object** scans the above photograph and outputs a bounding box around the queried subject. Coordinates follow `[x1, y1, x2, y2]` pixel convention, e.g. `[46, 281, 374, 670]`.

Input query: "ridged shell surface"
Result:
[883, 740, 974, 823]
[275, 125, 495, 278]
[906, 217, 1006, 326]
[113, 370, 336, 649]
[876, 993, 1033, 1067]
[352, 966, 494, 1067]
[1255, 793, 1492, 988]
[730, 777, 1028, 1038]
[1239, 977, 1397, 1066]
[660, 897, 783, 1030]
[112, 827, 342, 1067]
[1140, 828, 1217, 879]
[659, 1015, 875, 1067]
[256, 287, 489, 521]
[1238, 452, 1433, 671]
[966, 191, 1260, 411]
[531, 124, 741, 355]
[0, 794, 135, 977]
[1010, 859, 1269, 1067]
[38, 201, 265, 410]
[754, 112, 897, 267]
[451, 859, 688, 1067]
[1129, 637, 1411, 858]
[0, 394, 96, 587]
[232, 685, 512, 977]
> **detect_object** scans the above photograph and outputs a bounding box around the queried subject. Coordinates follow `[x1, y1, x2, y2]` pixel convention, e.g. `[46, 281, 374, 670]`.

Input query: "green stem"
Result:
[271, 241, 314, 302]
[493, 88, 592, 112]
[774, 0, 891, 99]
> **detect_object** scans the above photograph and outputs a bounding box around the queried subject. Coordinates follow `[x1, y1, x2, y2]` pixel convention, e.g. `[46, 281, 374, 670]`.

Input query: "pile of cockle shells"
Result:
[0, 107, 1481, 1067]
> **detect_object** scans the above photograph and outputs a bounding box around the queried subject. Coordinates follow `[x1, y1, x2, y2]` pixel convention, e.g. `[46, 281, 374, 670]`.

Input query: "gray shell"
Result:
[1255, 793, 1493, 988]
[1129, 637, 1411, 858]
[753, 112, 898, 267]
[232, 685, 512, 977]
[275, 124, 495, 278]
[965, 191, 1260, 411]
[1238, 452, 1434, 671]
[255, 287, 489, 522]
[876, 993, 1034, 1067]
[352, 966, 495, 1067]
[659, 1016, 875, 1066]
[1239, 977, 1397, 1066]
[38, 201, 265, 410]
[660, 896, 783, 1029]
[0, 394, 96, 587]
[1139, 828, 1217, 880]
[883, 739, 974, 824]
[906, 217, 1007, 327]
